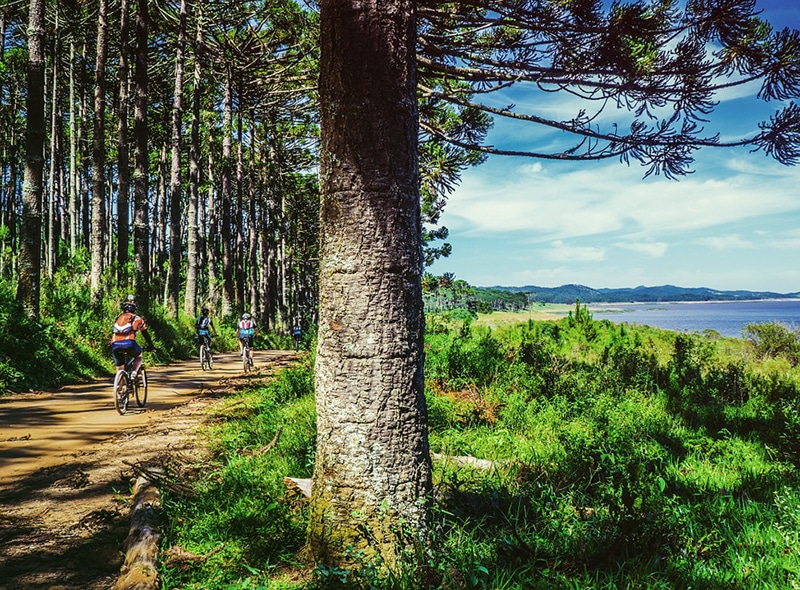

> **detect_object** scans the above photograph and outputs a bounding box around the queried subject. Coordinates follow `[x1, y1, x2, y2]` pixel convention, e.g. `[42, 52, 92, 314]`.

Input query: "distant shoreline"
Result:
[589, 298, 800, 306]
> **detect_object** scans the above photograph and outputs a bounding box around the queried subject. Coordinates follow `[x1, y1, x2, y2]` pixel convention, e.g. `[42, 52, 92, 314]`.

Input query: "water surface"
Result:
[587, 300, 800, 338]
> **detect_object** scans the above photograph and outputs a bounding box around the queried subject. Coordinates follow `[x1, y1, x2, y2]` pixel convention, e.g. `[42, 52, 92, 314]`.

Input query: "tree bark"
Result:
[113, 475, 161, 590]
[247, 114, 259, 317]
[117, 0, 131, 285]
[220, 66, 234, 316]
[310, 0, 431, 568]
[90, 0, 109, 304]
[166, 0, 187, 318]
[46, 12, 59, 279]
[184, 4, 203, 318]
[133, 0, 150, 308]
[17, 0, 46, 320]
[235, 109, 245, 309]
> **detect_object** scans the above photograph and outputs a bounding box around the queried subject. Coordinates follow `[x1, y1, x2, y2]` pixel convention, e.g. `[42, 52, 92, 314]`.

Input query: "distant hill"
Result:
[486, 284, 800, 304]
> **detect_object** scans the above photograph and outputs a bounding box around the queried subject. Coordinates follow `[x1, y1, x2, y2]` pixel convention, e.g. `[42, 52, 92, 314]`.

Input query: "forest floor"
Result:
[0, 349, 300, 589]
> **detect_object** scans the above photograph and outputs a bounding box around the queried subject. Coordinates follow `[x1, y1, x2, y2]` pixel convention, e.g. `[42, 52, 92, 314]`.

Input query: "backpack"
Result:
[113, 312, 136, 335]
[196, 316, 211, 330]
[239, 320, 254, 337]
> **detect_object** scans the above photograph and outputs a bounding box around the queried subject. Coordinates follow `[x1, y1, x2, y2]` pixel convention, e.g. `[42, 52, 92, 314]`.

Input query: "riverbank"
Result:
[470, 299, 800, 338]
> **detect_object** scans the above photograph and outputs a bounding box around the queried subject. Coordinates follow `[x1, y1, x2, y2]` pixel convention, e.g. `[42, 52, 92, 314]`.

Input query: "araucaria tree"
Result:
[310, 0, 800, 572]
[310, 0, 432, 567]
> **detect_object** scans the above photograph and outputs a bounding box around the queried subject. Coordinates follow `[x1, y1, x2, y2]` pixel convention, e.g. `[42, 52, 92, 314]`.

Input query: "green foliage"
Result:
[160, 360, 317, 589]
[1, 261, 211, 394]
[158, 313, 800, 588]
[744, 321, 800, 365]
[0, 269, 110, 392]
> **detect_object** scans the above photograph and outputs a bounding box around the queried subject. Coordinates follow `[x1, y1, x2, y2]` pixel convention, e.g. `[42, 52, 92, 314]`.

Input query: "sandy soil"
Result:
[0, 349, 299, 589]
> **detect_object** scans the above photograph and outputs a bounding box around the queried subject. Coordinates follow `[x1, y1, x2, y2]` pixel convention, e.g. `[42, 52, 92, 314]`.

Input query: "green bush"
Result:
[744, 321, 800, 365]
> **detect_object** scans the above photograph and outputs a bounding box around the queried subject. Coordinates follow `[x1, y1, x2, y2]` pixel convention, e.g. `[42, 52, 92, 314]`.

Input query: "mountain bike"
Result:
[199, 335, 213, 371]
[113, 353, 148, 415]
[241, 338, 253, 372]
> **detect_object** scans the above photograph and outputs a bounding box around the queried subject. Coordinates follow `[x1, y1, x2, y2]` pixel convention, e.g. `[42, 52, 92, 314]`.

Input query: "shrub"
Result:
[744, 321, 800, 365]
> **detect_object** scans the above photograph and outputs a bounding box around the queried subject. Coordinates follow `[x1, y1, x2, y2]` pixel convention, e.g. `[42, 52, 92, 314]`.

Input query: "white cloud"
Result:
[695, 234, 755, 250]
[544, 240, 606, 262]
[615, 241, 669, 257]
[445, 155, 800, 244]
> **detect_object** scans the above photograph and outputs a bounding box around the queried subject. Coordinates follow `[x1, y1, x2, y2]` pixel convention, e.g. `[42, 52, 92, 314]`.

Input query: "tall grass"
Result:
[160, 309, 800, 589]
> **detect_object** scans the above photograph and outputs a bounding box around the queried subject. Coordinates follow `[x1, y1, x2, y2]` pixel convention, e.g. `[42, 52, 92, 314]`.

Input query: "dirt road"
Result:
[0, 349, 299, 589]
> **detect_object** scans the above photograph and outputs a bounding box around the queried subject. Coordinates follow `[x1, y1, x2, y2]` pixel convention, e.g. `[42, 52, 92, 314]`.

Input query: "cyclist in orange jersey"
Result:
[110, 297, 154, 379]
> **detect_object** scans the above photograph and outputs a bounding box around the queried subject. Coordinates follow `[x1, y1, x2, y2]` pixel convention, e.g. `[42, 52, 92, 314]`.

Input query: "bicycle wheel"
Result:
[200, 344, 208, 371]
[135, 366, 148, 407]
[114, 370, 129, 415]
[207, 346, 214, 370]
[242, 347, 250, 372]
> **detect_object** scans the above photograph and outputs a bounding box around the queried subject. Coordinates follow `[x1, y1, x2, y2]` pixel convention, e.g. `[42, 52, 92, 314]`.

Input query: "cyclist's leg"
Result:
[130, 342, 144, 374]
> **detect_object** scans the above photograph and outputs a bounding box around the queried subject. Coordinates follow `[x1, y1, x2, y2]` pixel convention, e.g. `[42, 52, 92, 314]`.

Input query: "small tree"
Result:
[744, 321, 800, 365]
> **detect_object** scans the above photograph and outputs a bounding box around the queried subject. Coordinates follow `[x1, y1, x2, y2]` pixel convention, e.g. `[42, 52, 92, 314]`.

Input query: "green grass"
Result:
[157, 308, 800, 588]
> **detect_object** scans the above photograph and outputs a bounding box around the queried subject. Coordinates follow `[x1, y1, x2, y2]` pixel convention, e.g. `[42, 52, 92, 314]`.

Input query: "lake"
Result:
[587, 299, 800, 338]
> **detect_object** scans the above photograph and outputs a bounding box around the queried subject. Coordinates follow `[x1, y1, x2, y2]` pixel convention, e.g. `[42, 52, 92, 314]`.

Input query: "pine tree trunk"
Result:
[206, 152, 219, 308]
[184, 4, 203, 318]
[117, 0, 131, 285]
[90, 0, 108, 304]
[247, 115, 258, 317]
[80, 41, 90, 252]
[17, 0, 46, 320]
[68, 41, 78, 256]
[310, 0, 431, 568]
[46, 14, 59, 279]
[0, 10, 6, 279]
[166, 0, 186, 318]
[133, 0, 150, 307]
[235, 111, 245, 309]
[220, 68, 234, 316]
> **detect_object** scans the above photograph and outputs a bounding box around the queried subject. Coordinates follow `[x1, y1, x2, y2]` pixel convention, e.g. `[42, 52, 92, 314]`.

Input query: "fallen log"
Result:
[284, 476, 312, 498]
[282, 453, 504, 501]
[432, 452, 503, 470]
[113, 475, 162, 590]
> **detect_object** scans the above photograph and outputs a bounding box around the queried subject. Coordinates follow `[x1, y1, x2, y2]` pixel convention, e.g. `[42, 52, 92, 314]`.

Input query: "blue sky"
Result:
[432, 0, 800, 294]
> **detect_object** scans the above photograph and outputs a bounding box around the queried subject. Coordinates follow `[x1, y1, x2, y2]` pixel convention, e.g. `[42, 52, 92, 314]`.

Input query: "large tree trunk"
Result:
[310, 0, 431, 568]
[133, 0, 150, 308]
[117, 0, 131, 286]
[90, 0, 108, 304]
[17, 0, 46, 320]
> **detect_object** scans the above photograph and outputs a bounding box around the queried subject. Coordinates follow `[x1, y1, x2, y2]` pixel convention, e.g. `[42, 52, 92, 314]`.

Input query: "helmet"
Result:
[122, 301, 136, 313]
[202, 308, 209, 316]
[241, 313, 251, 320]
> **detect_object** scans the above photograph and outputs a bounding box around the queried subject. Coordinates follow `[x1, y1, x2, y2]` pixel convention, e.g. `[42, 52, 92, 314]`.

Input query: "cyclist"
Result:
[237, 312, 257, 362]
[195, 307, 216, 350]
[111, 297, 153, 379]
[292, 322, 302, 351]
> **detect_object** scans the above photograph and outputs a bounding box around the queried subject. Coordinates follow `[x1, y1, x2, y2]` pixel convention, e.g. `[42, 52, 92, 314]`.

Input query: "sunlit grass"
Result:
[159, 312, 800, 589]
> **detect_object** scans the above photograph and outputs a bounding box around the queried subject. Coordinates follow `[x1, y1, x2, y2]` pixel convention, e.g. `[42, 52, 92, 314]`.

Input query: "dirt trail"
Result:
[0, 349, 299, 589]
